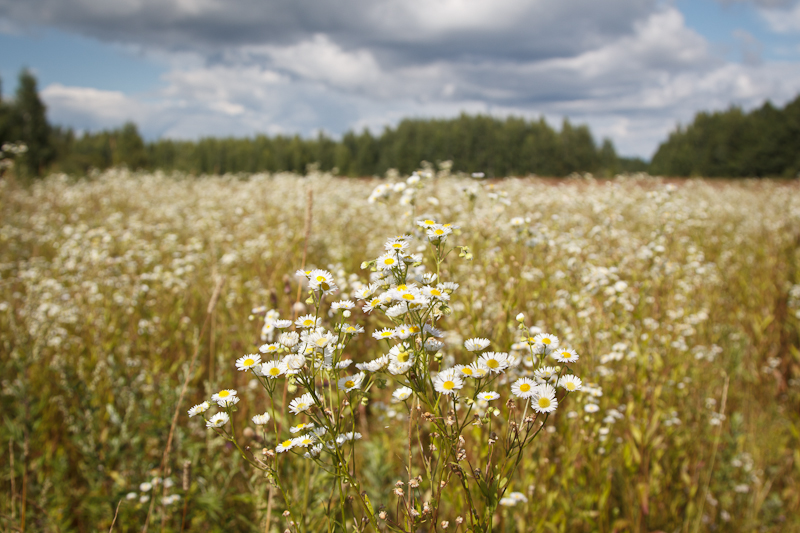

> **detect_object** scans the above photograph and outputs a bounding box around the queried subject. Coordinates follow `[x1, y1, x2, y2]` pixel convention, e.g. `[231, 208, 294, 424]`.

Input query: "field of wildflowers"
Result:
[1, 166, 799, 532]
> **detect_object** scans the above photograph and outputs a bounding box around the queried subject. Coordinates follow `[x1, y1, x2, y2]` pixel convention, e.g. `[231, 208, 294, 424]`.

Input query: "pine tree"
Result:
[12, 70, 54, 176]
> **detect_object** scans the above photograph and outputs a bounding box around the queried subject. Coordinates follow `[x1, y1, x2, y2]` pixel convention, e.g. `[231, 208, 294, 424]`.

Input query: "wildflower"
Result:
[126, 492, 138, 500]
[534, 366, 559, 383]
[554, 348, 579, 364]
[416, 219, 437, 228]
[283, 353, 306, 371]
[584, 403, 600, 413]
[235, 353, 261, 372]
[338, 372, 365, 392]
[272, 319, 293, 329]
[376, 253, 400, 270]
[340, 324, 365, 335]
[292, 434, 316, 448]
[532, 384, 558, 413]
[259, 343, 281, 355]
[252, 413, 271, 425]
[453, 364, 478, 379]
[464, 338, 491, 352]
[392, 386, 413, 402]
[478, 391, 500, 401]
[433, 374, 464, 395]
[295, 314, 321, 328]
[437, 281, 459, 294]
[426, 225, 452, 241]
[308, 269, 337, 294]
[558, 375, 583, 392]
[206, 412, 230, 428]
[278, 331, 300, 348]
[425, 338, 444, 352]
[533, 333, 559, 352]
[373, 327, 397, 341]
[308, 330, 335, 350]
[289, 393, 314, 415]
[304, 444, 323, 458]
[256, 360, 285, 378]
[211, 389, 237, 404]
[216, 395, 240, 408]
[188, 401, 210, 417]
[511, 377, 537, 399]
[516, 312, 525, 322]
[331, 300, 355, 310]
[290, 422, 315, 434]
[478, 352, 510, 373]
[276, 439, 295, 453]
[423, 286, 450, 300]
[356, 354, 389, 372]
[140, 482, 153, 492]
[384, 239, 410, 252]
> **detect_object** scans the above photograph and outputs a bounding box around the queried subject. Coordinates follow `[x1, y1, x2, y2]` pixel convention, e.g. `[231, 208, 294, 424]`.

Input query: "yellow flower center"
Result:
[392, 243, 403, 248]
[218, 391, 230, 398]
[297, 402, 308, 410]
[397, 284, 407, 290]
[345, 380, 355, 388]
[316, 275, 326, 282]
[519, 383, 530, 392]
[370, 298, 381, 307]
[381, 331, 393, 337]
[409, 326, 420, 333]
[434, 229, 444, 235]
[303, 319, 314, 326]
[316, 339, 328, 347]
[397, 352, 410, 363]
[542, 338, 551, 345]
[443, 381, 455, 390]
[402, 294, 415, 300]
[430, 289, 441, 296]
[269, 367, 280, 376]
[281, 440, 293, 447]
[461, 368, 473, 375]
[538, 397, 551, 408]
[486, 359, 499, 369]
[566, 383, 576, 391]
[345, 326, 356, 333]
[384, 258, 395, 265]
[244, 358, 254, 366]
[424, 219, 435, 225]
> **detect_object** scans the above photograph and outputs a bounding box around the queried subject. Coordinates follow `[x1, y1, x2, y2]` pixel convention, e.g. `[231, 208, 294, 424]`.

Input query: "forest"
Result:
[2, 69, 798, 178]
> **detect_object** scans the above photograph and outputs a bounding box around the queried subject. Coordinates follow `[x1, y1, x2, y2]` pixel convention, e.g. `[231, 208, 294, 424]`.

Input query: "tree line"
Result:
[2, 68, 798, 178]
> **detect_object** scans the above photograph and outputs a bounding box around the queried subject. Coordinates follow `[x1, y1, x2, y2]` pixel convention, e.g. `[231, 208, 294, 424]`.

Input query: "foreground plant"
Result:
[189, 217, 584, 532]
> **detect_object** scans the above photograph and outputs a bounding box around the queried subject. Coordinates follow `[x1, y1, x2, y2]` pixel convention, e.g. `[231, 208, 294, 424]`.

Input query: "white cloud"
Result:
[760, 2, 800, 32]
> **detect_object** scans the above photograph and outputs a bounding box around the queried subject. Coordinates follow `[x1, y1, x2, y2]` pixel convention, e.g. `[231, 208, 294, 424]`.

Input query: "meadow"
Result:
[1, 166, 799, 532]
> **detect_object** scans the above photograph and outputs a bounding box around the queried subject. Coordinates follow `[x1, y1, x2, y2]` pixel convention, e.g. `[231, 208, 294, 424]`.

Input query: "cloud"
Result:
[759, 1, 800, 32]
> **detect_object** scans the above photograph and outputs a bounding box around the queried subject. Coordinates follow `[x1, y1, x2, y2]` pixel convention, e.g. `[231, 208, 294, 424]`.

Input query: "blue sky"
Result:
[1, 0, 799, 158]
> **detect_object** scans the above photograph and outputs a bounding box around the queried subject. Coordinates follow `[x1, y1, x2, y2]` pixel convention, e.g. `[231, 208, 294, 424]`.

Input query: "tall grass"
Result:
[1, 168, 799, 532]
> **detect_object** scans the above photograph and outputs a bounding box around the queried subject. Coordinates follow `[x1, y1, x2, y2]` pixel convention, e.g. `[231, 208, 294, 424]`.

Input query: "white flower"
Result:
[252, 413, 271, 425]
[188, 401, 210, 417]
[126, 492, 138, 500]
[278, 331, 300, 348]
[426, 225, 452, 241]
[256, 360, 285, 378]
[534, 366, 559, 383]
[338, 372, 366, 392]
[416, 219, 438, 228]
[139, 482, 152, 492]
[284, 353, 306, 371]
[531, 384, 558, 413]
[478, 352, 510, 373]
[376, 252, 401, 270]
[292, 434, 317, 448]
[206, 412, 230, 428]
[215, 395, 240, 408]
[308, 269, 337, 294]
[340, 324, 365, 335]
[554, 348, 579, 364]
[276, 438, 295, 453]
[235, 353, 262, 372]
[304, 444, 323, 458]
[211, 389, 237, 403]
[392, 386, 413, 402]
[272, 319, 293, 329]
[356, 355, 389, 372]
[259, 343, 281, 355]
[515, 313, 525, 322]
[558, 375, 583, 392]
[295, 314, 321, 328]
[308, 330, 335, 350]
[511, 377, 537, 399]
[290, 422, 315, 434]
[584, 403, 600, 413]
[331, 300, 355, 310]
[478, 391, 500, 401]
[533, 333, 559, 352]
[464, 338, 491, 352]
[289, 393, 314, 415]
[373, 327, 397, 341]
[433, 374, 463, 395]
[424, 338, 444, 352]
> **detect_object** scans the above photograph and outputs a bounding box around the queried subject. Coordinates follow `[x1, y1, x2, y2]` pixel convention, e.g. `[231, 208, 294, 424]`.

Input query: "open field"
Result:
[1, 169, 799, 532]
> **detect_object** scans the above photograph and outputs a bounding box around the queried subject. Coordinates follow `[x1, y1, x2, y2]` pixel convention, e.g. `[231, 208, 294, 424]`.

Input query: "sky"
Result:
[1, 0, 799, 159]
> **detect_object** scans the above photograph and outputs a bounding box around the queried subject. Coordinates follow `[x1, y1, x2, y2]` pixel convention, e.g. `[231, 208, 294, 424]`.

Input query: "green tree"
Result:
[11, 69, 54, 176]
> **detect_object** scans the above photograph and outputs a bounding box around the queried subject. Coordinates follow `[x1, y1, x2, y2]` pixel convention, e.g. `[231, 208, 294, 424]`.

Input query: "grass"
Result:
[1, 168, 799, 532]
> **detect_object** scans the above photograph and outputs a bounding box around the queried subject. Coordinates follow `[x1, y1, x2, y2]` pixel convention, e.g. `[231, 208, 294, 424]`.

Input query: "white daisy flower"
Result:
[278, 331, 299, 348]
[283, 353, 306, 371]
[478, 352, 510, 373]
[331, 300, 355, 310]
[416, 219, 438, 228]
[388, 361, 414, 375]
[295, 314, 321, 328]
[558, 375, 583, 392]
[289, 393, 314, 415]
[362, 297, 385, 313]
[422, 286, 450, 300]
[308, 330, 335, 350]
[188, 401, 210, 417]
[336, 359, 353, 369]
[464, 338, 491, 352]
[290, 422, 315, 434]
[235, 353, 262, 372]
[532, 384, 558, 413]
[373, 327, 397, 341]
[140, 482, 152, 492]
[376, 253, 401, 270]
[304, 444, 323, 458]
[468, 362, 490, 378]
[533, 333, 559, 352]
[216, 395, 240, 408]
[433, 374, 464, 395]
[211, 389, 237, 403]
[259, 343, 281, 355]
[392, 386, 413, 402]
[426, 225, 452, 241]
[384, 239, 410, 252]
[340, 324, 365, 335]
[293, 434, 316, 448]
[206, 412, 230, 428]
[534, 366, 559, 383]
[554, 348, 579, 364]
[453, 364, 477, 379]
[511, 377, 537, 399]
[584, 403, 600, 413]
[423, 324, 443, 337]
[272, 319, 293, 329]
[437, 282, 459, 294]
[256, 360, 285, 378]
[478, 391, 500, 401]
[425, 338, 444, 352]
[338, 372, 366, 392]
[308, 269, 336, 293]
[252, 413, 271, 425]
[276, 439, 295, 453]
